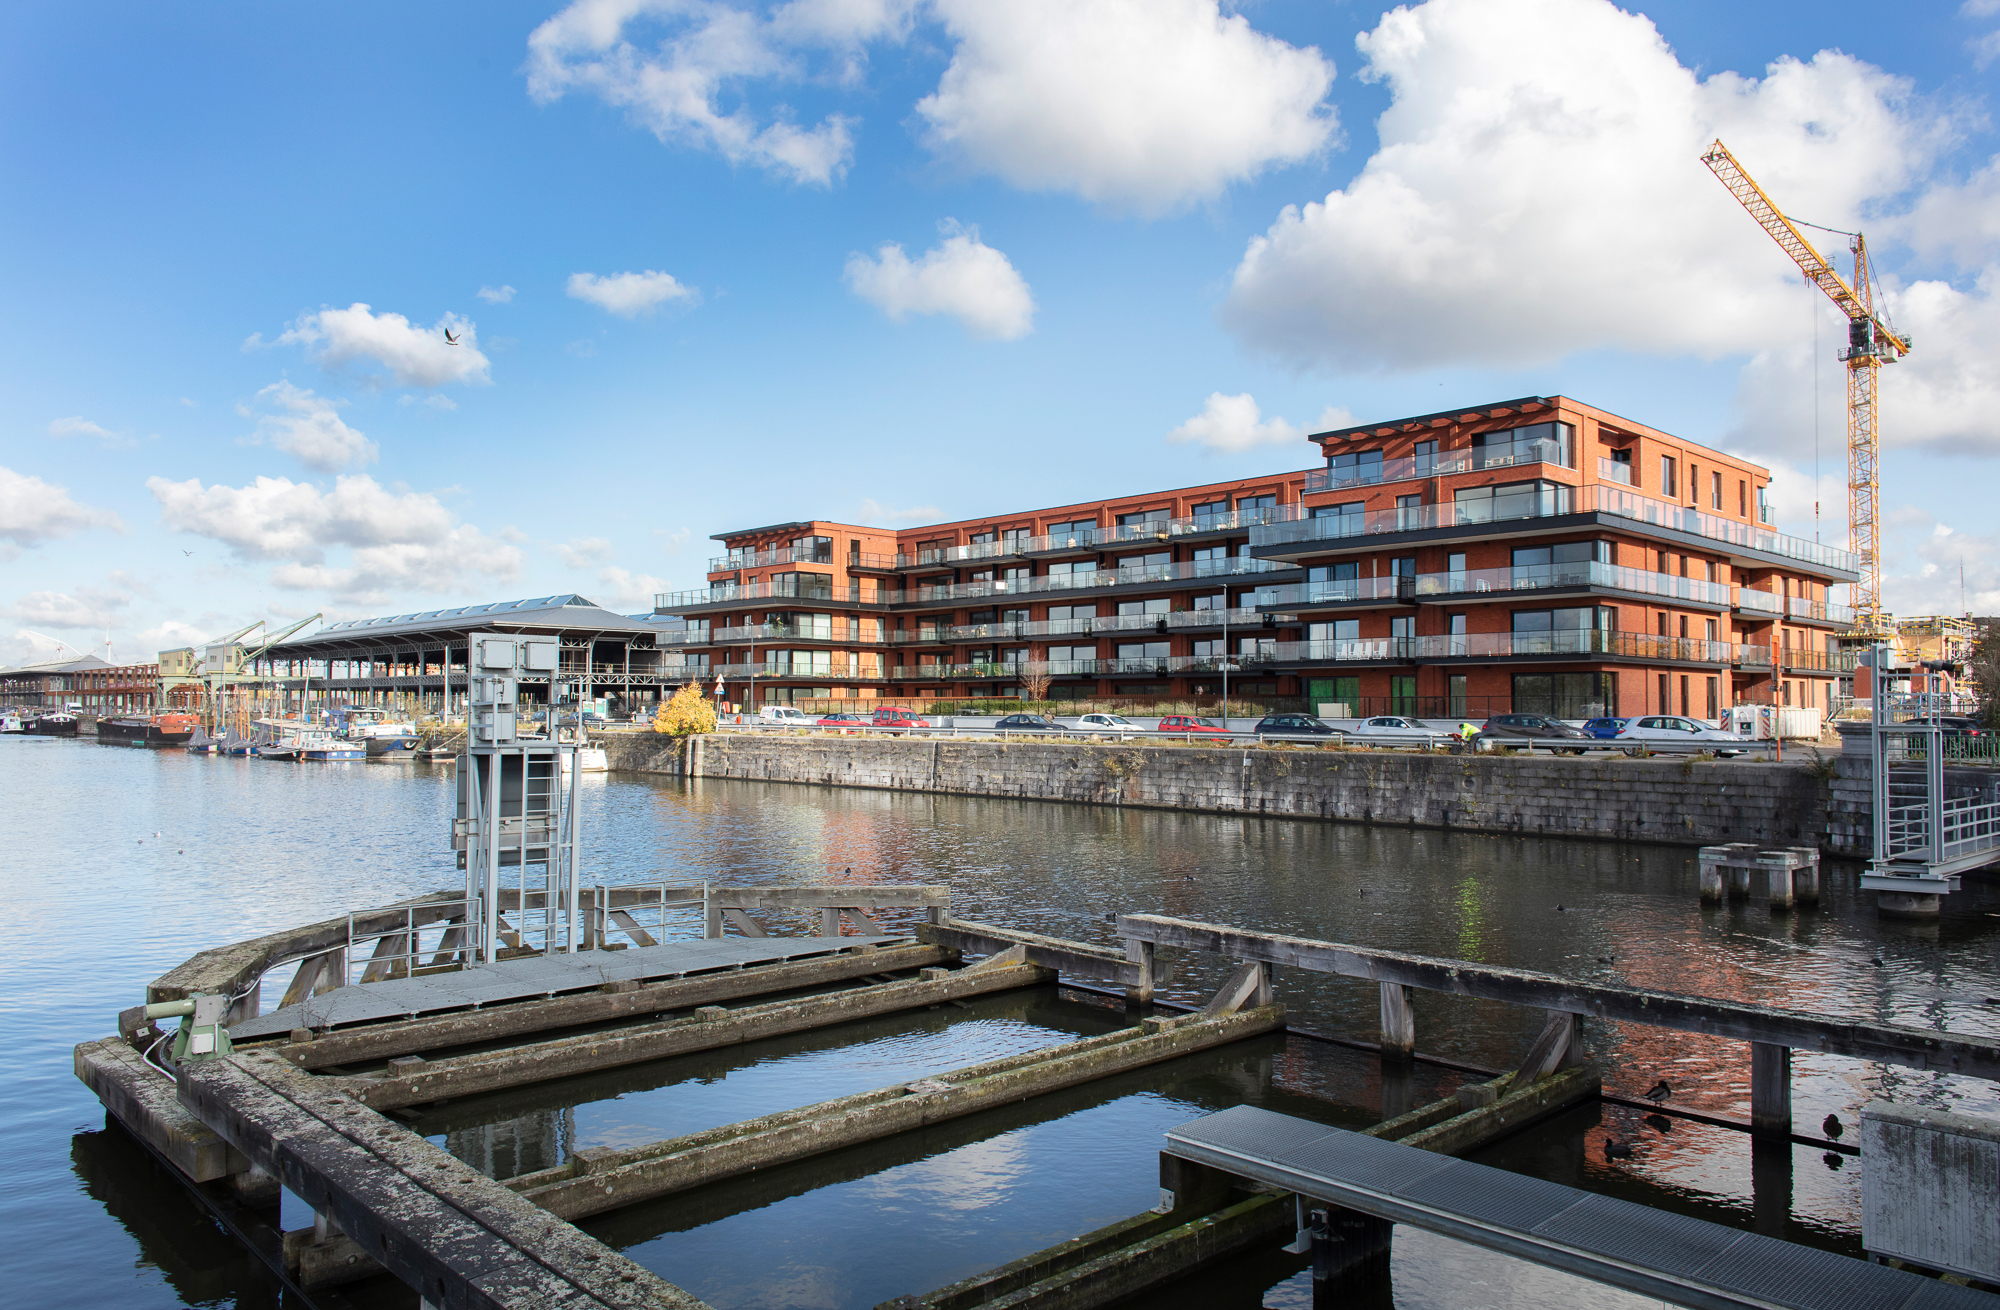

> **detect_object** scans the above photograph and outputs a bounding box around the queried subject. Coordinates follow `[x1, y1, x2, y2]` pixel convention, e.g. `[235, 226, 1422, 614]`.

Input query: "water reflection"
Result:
[9, 742, 1998, 1310]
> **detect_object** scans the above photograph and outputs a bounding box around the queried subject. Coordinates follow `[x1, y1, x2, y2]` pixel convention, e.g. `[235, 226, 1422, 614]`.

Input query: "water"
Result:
[5, 738, 1997, 1309]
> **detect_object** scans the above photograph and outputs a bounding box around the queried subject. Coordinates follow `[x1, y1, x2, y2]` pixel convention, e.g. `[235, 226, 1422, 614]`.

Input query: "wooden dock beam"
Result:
[176, 1050, 712, 1309]
[329, 959, 1053, 1111]
[507, 1005, 1285, 1222]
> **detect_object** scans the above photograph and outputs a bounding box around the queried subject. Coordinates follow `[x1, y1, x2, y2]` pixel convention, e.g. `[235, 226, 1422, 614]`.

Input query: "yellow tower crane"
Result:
[1700, 139, 1909, 639]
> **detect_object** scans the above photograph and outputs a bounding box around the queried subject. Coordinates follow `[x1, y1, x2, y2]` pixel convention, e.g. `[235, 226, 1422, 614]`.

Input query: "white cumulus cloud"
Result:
[10, 589, 127, 631]
[270, 303, 490, 389]
[477, 284, 517, 303]
[593, 564, 675, 610]
[566, 270, 699, 317]
[856, 498, 943, 524]
[245, 381, 378, 473]
[525, 0, 895, 185]
[0, 466, 122, 547]
[918, 0, 1336, 213]
[146, 473, 521, 603]
[1217, 0, 2000, 461]
[844, 220, 1033, 340]
[1167, 394, 1353, 454]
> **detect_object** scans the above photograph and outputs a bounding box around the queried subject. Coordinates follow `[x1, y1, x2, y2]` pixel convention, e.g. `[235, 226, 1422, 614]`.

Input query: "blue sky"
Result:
[3, 0, 1997, 662]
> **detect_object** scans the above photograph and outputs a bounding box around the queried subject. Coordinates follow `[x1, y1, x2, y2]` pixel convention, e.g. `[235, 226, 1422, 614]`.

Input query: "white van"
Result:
[757, 705, 813, 726]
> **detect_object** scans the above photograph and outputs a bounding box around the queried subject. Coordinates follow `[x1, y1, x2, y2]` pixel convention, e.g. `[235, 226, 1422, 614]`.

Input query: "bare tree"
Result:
[1021, 665, 1052, 706]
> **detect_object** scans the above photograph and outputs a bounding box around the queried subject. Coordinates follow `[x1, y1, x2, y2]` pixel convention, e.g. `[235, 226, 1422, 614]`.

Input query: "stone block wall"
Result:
[606, 733, 1845, 850]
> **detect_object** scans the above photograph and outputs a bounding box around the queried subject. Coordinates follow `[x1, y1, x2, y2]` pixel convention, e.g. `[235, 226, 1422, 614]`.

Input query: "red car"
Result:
[1156, 714, 1230, 738]
[870, 708, 928, 734]
[816, 712, 866, 734]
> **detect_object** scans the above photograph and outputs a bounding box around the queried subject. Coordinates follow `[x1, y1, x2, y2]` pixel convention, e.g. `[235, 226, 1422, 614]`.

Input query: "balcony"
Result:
[707, 544, 835, 573]
[905, 556, 1287, 606]
[1415, 561, 1734, 607]
[657, 580, 897, 611]
[1300, 437, 1573, 495]
[1735, 588, 1782, 615]
[1251, 483, 1856, 574]
[1245, 630, 1738, 667]
[1789, 597, 1856, 625]
[1596, 457, 1633, 486]
[906, 506, 1291, 567]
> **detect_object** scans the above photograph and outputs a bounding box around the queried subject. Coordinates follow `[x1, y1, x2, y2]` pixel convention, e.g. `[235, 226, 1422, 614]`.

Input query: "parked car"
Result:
[1932, 715, 1986, 738]
[870, 708, 928, 733]
[1475, 713, 1595, 754]
[1580, 717, 1626, 739]
[1344, 715, 1448, 747]
[1157, 714, 1230, 738]
[757, 705, 814, 727]
[1252, 713, 1348, 740]
[816, 712, 867, 733]
[993, 713, 1063, 733]
[1614, 715, 1751, 756]
[1072, 713, 1138, 735]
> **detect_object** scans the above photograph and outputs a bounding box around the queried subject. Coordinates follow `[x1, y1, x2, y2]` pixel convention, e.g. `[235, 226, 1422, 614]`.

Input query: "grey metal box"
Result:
[1861, 1099, 2000, 1281]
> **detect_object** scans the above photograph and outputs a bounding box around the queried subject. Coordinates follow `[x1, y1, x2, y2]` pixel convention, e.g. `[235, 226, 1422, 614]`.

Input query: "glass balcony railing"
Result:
[1789, 597, 1855, 624]
[1596, 457, 1633, 486]
[1413, 562, 1734, 607]
[900, 505, 1292, 568]
[1241, 631, 1739, 666]
[1251, 484, 1857, 573]
[1735, 588, 1782, 614]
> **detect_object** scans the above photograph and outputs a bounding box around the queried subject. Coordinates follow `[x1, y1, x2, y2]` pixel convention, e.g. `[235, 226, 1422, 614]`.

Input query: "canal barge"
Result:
[22, 711, 81, 737]
[96, 712, 200, 748]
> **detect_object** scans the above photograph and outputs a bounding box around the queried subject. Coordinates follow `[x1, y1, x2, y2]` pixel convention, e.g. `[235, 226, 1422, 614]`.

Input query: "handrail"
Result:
[1252, 484, 1856, 573]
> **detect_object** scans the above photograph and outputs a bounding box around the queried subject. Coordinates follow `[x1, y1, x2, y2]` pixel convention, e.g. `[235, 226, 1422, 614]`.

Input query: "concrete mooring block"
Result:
[1860, 1100, 2000, 1282]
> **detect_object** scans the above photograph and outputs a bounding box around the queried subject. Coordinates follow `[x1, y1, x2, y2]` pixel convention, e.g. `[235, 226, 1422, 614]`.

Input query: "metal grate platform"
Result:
[232, 934, 912, 1039]
[1165, 1105, 2000, 1310]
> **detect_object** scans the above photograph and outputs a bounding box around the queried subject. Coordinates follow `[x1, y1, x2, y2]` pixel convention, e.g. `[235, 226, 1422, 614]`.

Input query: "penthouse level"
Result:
[654, 396, 1856, 720]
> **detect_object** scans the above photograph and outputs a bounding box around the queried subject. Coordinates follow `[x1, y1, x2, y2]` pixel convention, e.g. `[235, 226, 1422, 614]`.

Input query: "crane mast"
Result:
[1700, 139, 1909, 639]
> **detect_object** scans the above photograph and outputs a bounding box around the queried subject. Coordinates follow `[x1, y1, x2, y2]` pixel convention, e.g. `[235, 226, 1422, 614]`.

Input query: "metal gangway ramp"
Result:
[1165, 1105, 1997, 1310]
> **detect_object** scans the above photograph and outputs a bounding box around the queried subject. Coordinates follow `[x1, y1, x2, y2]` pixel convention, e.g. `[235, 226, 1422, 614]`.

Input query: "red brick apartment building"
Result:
[653, 396, 1858, 719]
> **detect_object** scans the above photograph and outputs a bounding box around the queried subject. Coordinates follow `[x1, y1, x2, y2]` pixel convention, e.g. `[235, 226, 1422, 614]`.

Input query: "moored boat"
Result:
[23, 711, 81, 737]
[96, 713, 199, 748]
[299, 732, 365, 761]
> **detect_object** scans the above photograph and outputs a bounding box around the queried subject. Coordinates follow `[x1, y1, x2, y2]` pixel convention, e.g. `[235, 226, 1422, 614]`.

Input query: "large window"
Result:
[1474, 422, 1574, 470]
[1119, 551, 1170, 570]
[1117, 508, 1169, 526]
[1391, 675, 1417, 714]
[1047, 519, 1097, 542]
[1309, 619, 1361, 641]
[1116, 641, 1170, 661]
[1117, 598, 1171, 616]
[1047, 644, 1095, 664]
[768, 612, 834, 639]
[1510, 606, 1612, 653]
[1311, 501, 1366, 535]
[1046, 604, 1095, 633]
[1326, 448, 1384, 487]
[1046, 560, 1096, 586]
[1511, 672, 1614, 719]
[1308, 677, 1360, 717]
[769, 571, 834, 600]
[773, 650, 832, 675]
[1510, 540, 1608, 587]
[1454, 480, 1570, 524]
[1191, 499, 1229, 521]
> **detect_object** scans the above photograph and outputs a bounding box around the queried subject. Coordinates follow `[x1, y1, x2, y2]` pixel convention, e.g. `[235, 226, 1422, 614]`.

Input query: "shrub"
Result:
[653, 684, 716, 736]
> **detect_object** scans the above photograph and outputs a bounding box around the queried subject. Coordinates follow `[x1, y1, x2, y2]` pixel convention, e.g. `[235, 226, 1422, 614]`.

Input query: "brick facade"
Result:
[654, 395, 1857, 719]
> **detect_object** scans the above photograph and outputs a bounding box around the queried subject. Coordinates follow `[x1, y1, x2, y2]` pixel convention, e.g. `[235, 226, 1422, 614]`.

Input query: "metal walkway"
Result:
[1165, 1105, 1998, 1310]
[233, 934, 912, 1039]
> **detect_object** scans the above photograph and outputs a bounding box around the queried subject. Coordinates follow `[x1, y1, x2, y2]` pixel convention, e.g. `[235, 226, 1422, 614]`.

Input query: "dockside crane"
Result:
[1700, 139, 1910, 639]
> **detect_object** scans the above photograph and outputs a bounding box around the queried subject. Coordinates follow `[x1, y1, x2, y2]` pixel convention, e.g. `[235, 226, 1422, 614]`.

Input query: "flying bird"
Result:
[1822, 1114, 1843, 1141]
[444, 328, 460, 345]
[1643, 1080, 1672, 1104]
[183, 550, 194, 556]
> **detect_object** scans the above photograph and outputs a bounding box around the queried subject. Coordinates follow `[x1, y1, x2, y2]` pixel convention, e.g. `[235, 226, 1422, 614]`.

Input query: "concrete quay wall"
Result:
[606, 733, 1850, 852]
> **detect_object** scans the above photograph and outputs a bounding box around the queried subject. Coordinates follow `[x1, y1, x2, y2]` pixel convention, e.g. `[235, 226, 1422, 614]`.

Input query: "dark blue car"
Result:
[1581, 717, 1626, 739]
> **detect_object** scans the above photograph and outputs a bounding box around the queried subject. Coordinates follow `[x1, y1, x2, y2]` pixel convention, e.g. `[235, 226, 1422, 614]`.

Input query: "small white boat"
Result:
[562, 744, 609, 774]
[299, 732, 365, 761]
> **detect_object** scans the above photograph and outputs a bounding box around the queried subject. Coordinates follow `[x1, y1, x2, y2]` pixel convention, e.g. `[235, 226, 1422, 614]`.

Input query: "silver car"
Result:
[1614, 715, 1751, 756]
[1345, 715, 1448, 747]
